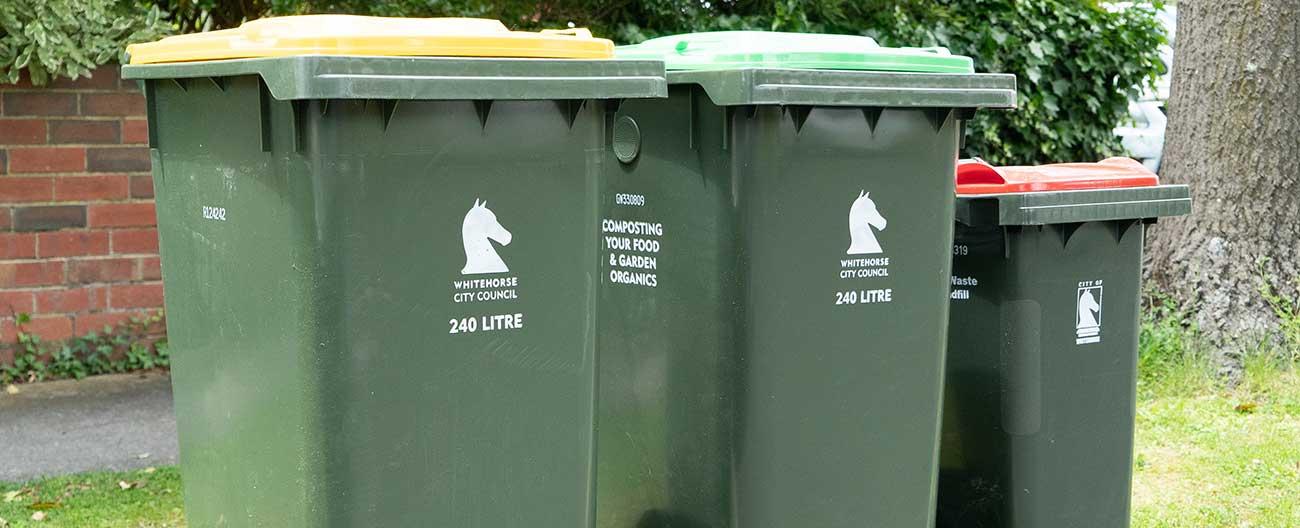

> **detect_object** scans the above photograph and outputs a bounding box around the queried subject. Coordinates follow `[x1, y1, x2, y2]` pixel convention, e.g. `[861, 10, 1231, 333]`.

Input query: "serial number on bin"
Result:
[201, 206, 227, 221]
[448, 313, 524, 334]
[615, 193, 646, 206]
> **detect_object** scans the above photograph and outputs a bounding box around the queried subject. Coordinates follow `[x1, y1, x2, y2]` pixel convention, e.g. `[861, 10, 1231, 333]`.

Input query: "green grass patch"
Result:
[0, 293, 1295, 526]
[0, 467, 184, 527]
[1132, 293, 1300, 527]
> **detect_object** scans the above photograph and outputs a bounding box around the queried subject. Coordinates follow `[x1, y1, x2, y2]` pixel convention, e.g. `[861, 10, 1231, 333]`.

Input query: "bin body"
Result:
[126, 42, 665, 526]
[608, 33, 1017, 528]
[937, 162, 1191, 528]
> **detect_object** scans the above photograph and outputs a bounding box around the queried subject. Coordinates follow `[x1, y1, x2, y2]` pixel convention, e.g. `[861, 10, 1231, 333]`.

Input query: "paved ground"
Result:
[0, 373, 178, 483]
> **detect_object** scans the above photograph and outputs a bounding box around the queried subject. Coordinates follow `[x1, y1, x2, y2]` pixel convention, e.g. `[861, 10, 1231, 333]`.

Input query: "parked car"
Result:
[1112, 3, 1175, 172]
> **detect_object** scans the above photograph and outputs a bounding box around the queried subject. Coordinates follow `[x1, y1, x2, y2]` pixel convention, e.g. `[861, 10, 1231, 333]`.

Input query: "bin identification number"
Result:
[201, 206, 227, 221]
[953, 244, 969, 256]
[615, 193, 646, 206]
[448, 313, 524, 334]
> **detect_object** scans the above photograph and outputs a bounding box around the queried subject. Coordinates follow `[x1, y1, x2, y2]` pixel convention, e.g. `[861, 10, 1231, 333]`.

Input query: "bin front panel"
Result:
[732, 105, 959, 528]
[940, 220, 1144, 528]
[308, 98, 602, 527]
[151, 77, 610, 526]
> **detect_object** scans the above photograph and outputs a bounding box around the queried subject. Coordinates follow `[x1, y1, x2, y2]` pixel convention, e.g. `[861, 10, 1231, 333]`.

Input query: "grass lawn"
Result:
[1131, 353, 1300, 527]
[0, 467, 183, 527]
[0, 303, 1295, 527]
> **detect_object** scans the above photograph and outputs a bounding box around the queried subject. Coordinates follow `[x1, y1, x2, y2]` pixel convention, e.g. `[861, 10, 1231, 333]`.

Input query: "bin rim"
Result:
[658, 67, 1017, 109]
[121, 55, 667, 101]
[955, 184, 1192, 226]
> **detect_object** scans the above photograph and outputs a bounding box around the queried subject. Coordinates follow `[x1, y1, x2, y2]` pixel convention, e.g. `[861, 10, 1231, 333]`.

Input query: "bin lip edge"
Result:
[955, 184, 1192, 226]
[122, 55, 669, 100]
[659, 67, 1017, 108]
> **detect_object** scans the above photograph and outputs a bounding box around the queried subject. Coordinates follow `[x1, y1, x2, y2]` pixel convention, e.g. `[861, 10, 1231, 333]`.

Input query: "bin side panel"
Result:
[151, 76, 328, 527]
[937, 224, 1008, 527]
[733, 105, 959, 528]
[307, 98, 602, 528]
[594, 88, 736, 528]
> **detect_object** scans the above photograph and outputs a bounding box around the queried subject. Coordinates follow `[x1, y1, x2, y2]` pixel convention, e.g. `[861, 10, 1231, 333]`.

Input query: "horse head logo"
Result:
[1077, 290, 1101, 329]
[461, 199, 513, 275]
[847, 190, 887, 255]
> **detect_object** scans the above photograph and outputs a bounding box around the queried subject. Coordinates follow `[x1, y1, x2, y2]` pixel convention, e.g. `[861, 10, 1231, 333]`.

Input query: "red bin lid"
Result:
[956, 157, 1159, 195]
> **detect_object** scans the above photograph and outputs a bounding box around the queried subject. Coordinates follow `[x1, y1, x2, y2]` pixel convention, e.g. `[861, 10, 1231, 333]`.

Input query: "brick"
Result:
[37, 230, 110, 258]
[0, 233, 37, 259]
[86, 147, 150, 172]
[48, 120, 120, 144]
[138, 256, 162, 280]
[12, 205, 86, 231]
[129, 175, 155, 198]
[47, 66, 120, 90]
[0, 261, 64, 288]
[89, 203, 156, 228]
[21, 315, 74, 341]
[0, 119, 46, 144]
[0, 208, 10, 230]
[8, 146, 85, 173]
[35, 287, 106, 313]
[0, 291, 35, 314]
[53, 174, 130, 201]
[110, 282, 164, 309]
[0, 176, 53, 202]
[111, 228, 159, 254]
[81, 93, 146, 117]
[122, 119, 149, 144]
[74, 311, 134, 336]
[2, 92, 77, 116]
[0, 149, 6, 174]
[68, 257, 136, 283]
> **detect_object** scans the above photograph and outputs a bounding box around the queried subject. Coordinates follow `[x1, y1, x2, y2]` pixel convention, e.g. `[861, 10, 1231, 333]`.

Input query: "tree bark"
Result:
[1147, 1, 1300, 377]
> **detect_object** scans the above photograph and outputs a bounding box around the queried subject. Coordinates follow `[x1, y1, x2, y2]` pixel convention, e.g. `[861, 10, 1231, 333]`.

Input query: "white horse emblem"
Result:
[1077, 290, 1101, 329]
[847, 190, 888, 255]
[461, 199, 513, 275]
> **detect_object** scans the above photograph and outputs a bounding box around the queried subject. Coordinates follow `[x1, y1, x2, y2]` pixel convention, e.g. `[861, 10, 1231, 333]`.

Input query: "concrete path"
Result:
[0, 372, 178, 483]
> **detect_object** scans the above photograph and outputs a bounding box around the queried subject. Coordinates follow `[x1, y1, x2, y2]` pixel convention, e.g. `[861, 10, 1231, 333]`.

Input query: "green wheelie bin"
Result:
[937, 158, 1191, 528]
[607, 32, 1016, 528]
[122, 16, 665, 527]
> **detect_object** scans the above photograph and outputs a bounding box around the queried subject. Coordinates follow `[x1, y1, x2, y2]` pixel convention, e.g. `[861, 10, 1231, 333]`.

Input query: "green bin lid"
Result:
[616, 31, 974, 73]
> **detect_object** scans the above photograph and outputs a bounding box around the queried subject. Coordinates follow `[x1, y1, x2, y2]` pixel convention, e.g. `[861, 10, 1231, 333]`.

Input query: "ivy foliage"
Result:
[2, 312, 170, 384]
[0, 0, 171, 85]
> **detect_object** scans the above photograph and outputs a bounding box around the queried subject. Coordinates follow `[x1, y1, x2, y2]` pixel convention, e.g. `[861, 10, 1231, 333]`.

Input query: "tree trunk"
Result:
[1147, 1, 1300, 378]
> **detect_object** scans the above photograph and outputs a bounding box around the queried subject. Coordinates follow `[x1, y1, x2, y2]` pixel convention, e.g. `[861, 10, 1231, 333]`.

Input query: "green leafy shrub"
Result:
[0, 0, 170, 85]
[859, 1, 1167, 164]
[167, 0, 1165, 165]
[2, 311, 169, 384]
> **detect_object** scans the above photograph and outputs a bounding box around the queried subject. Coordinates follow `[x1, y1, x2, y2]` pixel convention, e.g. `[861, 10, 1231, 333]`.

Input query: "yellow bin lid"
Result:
[127, 15, 614, 64]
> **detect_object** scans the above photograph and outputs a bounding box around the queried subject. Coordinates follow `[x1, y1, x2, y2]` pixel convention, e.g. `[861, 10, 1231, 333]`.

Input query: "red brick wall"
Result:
[0, 65, 163, 345]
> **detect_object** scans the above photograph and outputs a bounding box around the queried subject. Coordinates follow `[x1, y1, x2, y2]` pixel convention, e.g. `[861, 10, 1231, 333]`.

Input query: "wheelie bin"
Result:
[608, 32, 1016, 528]
[122, 16, 665, 527]
[937, 157, 1192, 528]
